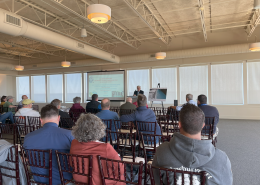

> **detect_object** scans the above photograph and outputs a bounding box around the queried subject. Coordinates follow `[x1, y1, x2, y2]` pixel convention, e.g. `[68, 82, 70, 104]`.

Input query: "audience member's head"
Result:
[22, 95, 28, 100]
[92, 94, 98, 101]
[101, 98, 110, 110]
[179, 104, 205, 138]
[126, 97, 132, 103]
[186, 94, 193, 102]
[6, 96, 14, 103]
[1, 96, 6, 102]
[40, 104, 60, 125]
[137, 94, 147, 107]
[51, 99, 61, 109]
[72, 114, 106, 142]
[73, 97, 81, 104]
[137, 85, 141, 91]
[22, 99, 35, 108]
[197, 94, 207, 105]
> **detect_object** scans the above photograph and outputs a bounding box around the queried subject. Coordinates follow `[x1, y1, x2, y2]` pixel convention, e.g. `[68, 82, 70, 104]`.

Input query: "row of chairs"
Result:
[0, 104, 39, 114]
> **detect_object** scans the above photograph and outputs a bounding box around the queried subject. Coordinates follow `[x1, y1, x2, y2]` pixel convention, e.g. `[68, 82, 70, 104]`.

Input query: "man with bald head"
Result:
[120, 97, 136, 116]
[96, 98, 119, 140]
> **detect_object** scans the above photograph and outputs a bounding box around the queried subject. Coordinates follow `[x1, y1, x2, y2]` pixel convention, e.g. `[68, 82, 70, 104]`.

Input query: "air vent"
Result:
[111, 55, 116, 59]
[32, 65, 37, 67]
[5, 14, 21, 27]
[77, 42, 84, 49]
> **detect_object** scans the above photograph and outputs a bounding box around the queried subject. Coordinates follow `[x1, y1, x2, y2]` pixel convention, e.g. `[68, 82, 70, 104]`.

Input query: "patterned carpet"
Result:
[217, 119, 260, 185]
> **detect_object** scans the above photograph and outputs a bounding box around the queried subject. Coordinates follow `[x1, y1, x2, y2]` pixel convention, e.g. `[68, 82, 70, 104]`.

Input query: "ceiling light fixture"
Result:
[81, 28, 87, 37]
[249, 36, 260, 51]
[87, 0, 111, 24]
[15, 56, 24, 71]
[155, 52, 166, 59]
[61, 55, 71, 67]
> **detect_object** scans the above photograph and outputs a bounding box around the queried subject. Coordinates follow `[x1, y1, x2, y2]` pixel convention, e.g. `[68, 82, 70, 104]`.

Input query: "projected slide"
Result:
[87, 71, 125, 101]
[148, 88, 167, 101]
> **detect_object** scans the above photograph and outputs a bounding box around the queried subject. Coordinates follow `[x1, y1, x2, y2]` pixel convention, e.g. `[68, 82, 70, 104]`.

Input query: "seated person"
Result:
[3, 96, 17, 114]
[69, 97, 85, 118]
[23, 104, 74, 185]
[0, 112, 14, 124]
[70, 113, 124, 185]
[17, 95, 28, 111]
[169, 94, 197, 111]
[51, 99, 74, 128]
[15, 99, 40, 118]
[152, 104, 232, 185]
[1, 95, 6, 105]
[197, 94, 219, 136]
[85, 94, 101, 112]
[121, 94, 161, 138]
[96, 98, 119, 140]
[133, 101, 148, 108]
[119, 97, 136, 116]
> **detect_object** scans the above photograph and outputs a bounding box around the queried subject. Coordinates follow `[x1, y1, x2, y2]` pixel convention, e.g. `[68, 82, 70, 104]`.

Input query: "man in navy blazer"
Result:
[133, 85, 144, 96]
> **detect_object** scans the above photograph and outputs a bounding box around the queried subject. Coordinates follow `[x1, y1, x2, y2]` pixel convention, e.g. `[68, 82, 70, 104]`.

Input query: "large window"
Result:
[211, 63, 243, 105]
[47, 74, 63, 103]
[180, 65, 208, 104]
[31, 75, 46, 103]
[16, 76, 30, 102]
[152, 68, 177, 104]
[247, 61, 260, 104]
[65, 73, 82, 103]
[127, 69, 149, 98]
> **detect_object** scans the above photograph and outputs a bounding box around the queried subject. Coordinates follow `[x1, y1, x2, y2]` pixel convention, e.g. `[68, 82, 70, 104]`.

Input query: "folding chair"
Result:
[159, 119, 179, 136]
[55, 151, 93, 185]
[118, 121, 136, 134]
[27, 116, 41, 128]
[0, 145, 20, 184]
[149, 165, 207, 185]
[21, 147, 52, 185]
[97, 155, 143, 185]
[16, 125, 40, 145]
[59, 117, 75, 129]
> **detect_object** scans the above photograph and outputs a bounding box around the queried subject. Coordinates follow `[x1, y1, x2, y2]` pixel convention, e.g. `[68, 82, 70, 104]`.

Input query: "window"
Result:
[16, 76, 30, 102]
[211, 63, 243, 105]
[247, 61, 260, 104]
[84, 73, 88, 102]
[127, 69, 149, 98]
[31, 75, 46, 103]
[65, 73, 82, 103]
[47, 74, 63, 103]
[152, 68, 177, 104]
[180, 65, 208, 104]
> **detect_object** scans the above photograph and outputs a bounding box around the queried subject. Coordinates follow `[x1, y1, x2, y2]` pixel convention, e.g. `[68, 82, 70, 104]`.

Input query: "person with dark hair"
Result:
[1, 95, 6, 105]
[96, 98, 119, 140]
[152, 104, 233, 185]
[86, 94, 101, 111]
[120, 94, 161, 136]
[23, 104, 74, 185]
[197, 94, 219, 136]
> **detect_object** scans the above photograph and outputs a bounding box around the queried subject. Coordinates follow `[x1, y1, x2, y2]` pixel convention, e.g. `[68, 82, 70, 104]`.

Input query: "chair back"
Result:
[97, 155, 143, 185]
[55, 151, 93, 185]
[27, 116, 41, 127]
[59, 117, 75, 129]
[0, 124, 16, 144]
[136, 121, 157, 135]
[201, 117, 215, 139]
[13, 116, 27, 125]
[149, 165, 207, 185]
[159, 119, 180, 136]
[0, 105, 3, 113]
[21, 148, 52, 185]
[120, 109, 135, 116]
[0, 145, 20, 185]
[85, 108, 99, 114]
[169, 109, 180, 122]
[69, 109, 85, 121]
[148, 107, 156, 111]
[16, 124, 40, 145]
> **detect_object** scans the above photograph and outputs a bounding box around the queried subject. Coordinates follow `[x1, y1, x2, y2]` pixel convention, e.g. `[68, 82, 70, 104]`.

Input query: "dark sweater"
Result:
[198, 104, 219, 134]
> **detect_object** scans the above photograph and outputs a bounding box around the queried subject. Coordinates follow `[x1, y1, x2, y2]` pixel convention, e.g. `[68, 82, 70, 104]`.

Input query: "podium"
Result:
[127, 96, 138, 103]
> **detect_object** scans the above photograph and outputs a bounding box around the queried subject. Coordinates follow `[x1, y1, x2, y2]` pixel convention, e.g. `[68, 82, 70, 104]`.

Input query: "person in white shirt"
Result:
[15, 99, 40, 124]
[169, 94, 197, 111]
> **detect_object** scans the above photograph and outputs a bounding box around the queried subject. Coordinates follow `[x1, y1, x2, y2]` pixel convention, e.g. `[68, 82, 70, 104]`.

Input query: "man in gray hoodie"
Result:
[152, 104, 233, 185]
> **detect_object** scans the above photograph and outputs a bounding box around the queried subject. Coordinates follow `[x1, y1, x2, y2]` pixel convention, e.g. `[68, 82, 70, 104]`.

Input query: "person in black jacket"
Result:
[133, 85, 144, 96]
[197, 94, 219, 136]
[86, 94, 101, 112]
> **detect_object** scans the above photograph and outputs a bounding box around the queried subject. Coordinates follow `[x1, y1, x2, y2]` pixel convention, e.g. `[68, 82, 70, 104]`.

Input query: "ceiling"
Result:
[0, 0, 259, 66]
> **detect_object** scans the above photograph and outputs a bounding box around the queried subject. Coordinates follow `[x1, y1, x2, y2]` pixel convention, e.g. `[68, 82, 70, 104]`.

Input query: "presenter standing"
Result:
[133, 85, 144, 96]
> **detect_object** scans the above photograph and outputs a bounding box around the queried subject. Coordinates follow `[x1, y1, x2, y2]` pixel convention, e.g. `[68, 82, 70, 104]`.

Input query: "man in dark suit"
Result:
[86, 94, 101, 111]
[133, 85, 144, 96]
[120, 97, 136, 116]
[197, 94, 219, 136]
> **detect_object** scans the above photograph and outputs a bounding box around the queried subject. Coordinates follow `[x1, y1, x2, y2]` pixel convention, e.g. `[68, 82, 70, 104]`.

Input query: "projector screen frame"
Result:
[86, 70, 126, 102]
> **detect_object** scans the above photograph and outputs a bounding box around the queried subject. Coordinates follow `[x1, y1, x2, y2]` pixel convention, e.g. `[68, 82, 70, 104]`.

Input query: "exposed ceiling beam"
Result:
[123, 0, 171, 45]
[48, 0, 142, 49]
[247, 9, 260, 37]
[198, 0, 207, 42]
[0, 48, 41, 58]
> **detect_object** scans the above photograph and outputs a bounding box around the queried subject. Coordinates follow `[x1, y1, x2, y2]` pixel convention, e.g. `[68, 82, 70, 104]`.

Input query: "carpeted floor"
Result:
[217, 119, 260, 185]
